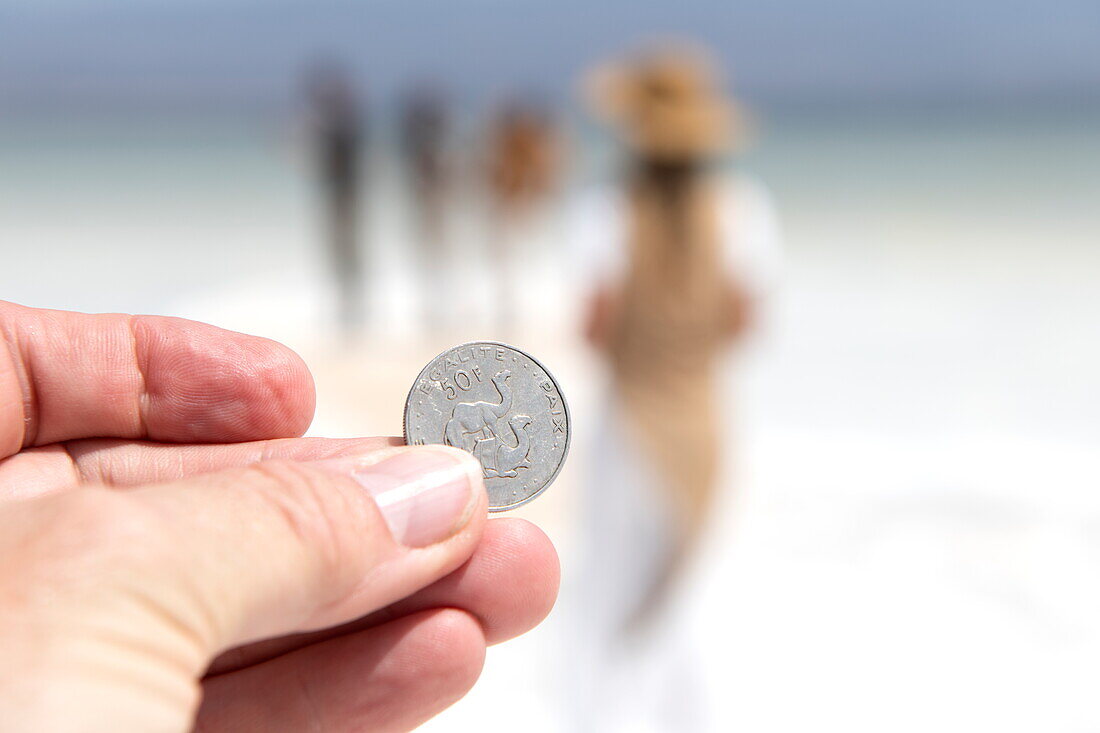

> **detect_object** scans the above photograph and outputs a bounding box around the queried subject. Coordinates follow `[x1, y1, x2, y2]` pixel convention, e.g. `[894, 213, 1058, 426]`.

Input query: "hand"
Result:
[0, 302, 559, 731]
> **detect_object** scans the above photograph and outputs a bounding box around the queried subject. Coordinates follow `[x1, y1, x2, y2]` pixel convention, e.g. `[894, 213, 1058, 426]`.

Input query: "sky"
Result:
[2, 0, 1099, 110]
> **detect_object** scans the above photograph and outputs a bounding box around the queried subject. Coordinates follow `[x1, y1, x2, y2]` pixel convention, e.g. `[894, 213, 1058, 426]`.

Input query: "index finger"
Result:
[0, 301, 315, 458]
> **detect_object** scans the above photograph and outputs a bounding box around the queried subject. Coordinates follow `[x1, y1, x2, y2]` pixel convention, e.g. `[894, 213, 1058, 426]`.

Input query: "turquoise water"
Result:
[1, 107, 1098, 314]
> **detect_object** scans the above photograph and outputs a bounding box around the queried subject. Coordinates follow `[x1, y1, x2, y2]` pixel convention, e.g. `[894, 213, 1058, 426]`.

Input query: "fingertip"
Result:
[248, 334, 316, 438]
[315, 444, 487, 549]
[134, 317, 316, 443]
[497, 519, 561, 623]
[475, 518, 561, 642]
[401, 444, 490, 540]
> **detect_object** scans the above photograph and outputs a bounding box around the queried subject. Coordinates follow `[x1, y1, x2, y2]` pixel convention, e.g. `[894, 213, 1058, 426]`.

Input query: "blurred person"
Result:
[484, 100, 562, 334]
[0, 300, 559, 730]
[400, 86, 453, 331]
[306, 65, 365, 336]
[486, 101, 559, 214]
[567, 46, 780, 730]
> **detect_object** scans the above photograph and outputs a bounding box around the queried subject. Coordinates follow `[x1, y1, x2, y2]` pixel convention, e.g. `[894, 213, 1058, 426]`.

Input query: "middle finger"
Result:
[207, 517, 559, 676]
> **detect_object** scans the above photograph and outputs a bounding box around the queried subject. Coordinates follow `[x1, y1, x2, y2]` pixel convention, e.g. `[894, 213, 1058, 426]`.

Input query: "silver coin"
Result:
[403, 341, 570, 512]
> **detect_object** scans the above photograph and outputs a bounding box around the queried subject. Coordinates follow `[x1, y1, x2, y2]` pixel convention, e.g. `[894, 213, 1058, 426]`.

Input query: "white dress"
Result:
[561, 172, 782, 732]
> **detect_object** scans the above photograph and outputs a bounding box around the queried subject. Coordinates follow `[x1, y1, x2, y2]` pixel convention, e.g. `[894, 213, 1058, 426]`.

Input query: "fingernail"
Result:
[315, 447, 482, 547]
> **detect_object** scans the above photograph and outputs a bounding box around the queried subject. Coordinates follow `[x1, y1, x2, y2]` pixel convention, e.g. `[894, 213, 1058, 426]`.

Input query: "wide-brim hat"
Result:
[585, 45, 738, 160]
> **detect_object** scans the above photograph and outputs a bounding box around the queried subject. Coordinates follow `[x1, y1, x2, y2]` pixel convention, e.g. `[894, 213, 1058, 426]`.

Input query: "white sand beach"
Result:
[2, 109, 1099, 730]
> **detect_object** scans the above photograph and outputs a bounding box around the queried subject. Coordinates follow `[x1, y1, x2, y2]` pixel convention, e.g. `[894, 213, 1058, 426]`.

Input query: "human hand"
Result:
[0, 302, 559, 731]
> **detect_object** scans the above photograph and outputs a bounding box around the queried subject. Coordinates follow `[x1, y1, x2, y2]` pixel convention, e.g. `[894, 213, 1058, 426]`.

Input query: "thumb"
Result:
[114, 444, 486, 661]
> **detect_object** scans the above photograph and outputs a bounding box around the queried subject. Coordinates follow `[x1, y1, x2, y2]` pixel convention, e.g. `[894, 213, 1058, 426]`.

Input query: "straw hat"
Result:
[585, 46, 738, 160]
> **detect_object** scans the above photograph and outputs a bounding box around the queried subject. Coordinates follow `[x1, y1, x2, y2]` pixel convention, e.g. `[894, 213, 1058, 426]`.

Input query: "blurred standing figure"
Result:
[306, 66, 364, 335]
[484, 102, 560, 333]
[568, 47, 779, 731]
[400, 87, 452, 330]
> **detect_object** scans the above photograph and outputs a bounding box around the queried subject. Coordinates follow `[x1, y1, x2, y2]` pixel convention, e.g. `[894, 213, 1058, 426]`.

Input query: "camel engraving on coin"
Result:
[403, 342, 569, 511]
